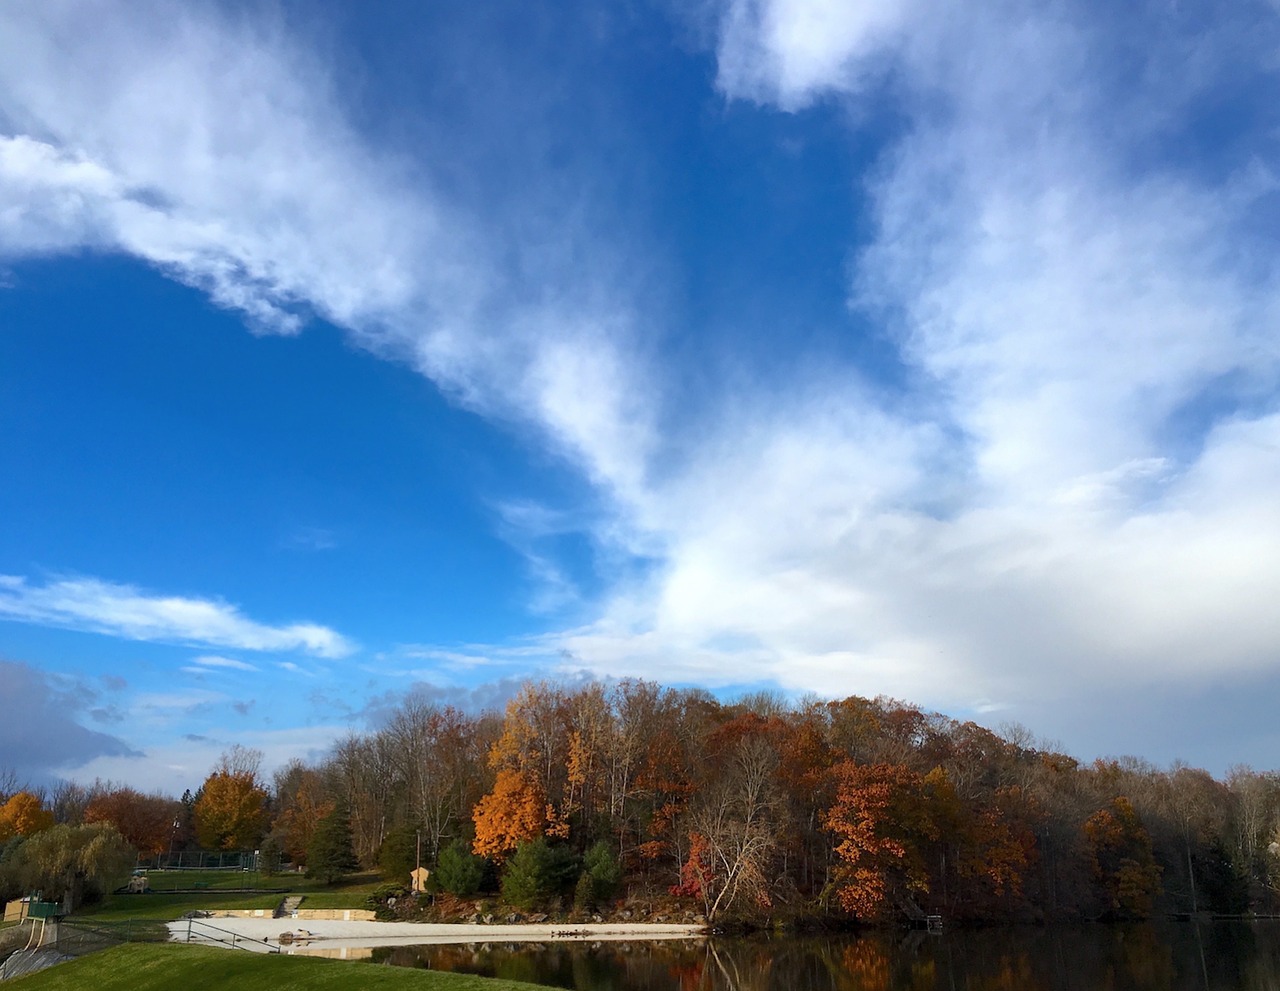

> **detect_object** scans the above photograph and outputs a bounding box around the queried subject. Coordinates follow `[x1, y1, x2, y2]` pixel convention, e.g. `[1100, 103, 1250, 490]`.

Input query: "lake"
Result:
[362, 921, 1280, 990]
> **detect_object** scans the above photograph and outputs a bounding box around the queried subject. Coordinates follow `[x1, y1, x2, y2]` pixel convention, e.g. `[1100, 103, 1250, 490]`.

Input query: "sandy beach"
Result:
[167, 917, 707, 953]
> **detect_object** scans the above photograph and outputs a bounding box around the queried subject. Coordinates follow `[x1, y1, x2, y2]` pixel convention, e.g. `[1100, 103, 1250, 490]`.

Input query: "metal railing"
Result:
[181, 917, 279, 953]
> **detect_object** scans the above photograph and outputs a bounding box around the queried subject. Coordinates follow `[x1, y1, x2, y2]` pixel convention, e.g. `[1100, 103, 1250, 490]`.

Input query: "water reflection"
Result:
[368, 921, 1280, 991]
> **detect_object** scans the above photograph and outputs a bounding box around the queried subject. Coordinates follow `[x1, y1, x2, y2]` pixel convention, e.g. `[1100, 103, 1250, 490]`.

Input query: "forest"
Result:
[3, 680, 1279, 925]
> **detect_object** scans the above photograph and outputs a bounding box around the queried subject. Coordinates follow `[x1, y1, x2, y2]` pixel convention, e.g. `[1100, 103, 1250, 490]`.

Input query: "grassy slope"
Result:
[8, 943, 554, 991]
[75, 871, 383, 922]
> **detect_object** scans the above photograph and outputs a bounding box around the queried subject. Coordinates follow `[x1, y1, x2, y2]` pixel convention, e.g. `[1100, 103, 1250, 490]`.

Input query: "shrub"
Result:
[501, 837, 579, 910]
[436, 838, 485, 897]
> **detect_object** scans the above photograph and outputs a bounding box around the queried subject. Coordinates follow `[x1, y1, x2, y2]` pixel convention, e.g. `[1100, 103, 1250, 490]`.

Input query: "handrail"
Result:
[183, 918, 279, 953]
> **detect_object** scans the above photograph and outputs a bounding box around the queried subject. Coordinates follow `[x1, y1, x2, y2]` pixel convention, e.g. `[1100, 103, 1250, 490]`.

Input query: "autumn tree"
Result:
[194, 747, 270, 851]
[472, 768, 546, 860]
[324, 732, 399, 863]
[0, 791, 54, 843]
[822, 762, 937, 922]
[383, 698, 481, 862]
[683, 716, 788, 919]
[922, 769, 1032, 917]
[1084, 796, 1163, 918]
[84, 788, 180, 857]
[271, 761, 333, 867]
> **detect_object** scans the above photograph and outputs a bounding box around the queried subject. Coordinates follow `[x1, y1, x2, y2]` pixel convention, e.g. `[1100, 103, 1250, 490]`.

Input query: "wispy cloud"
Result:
[401, 0, 1280, 726]
[188, 655, 260, 673]
[281, 527, 338, 552]
[5, 0, 1280, 762]
[0, 575, 355, 658]
[0, 2, 657, 514]
[552, 0, 1280, 715]
[67, 723, 349, 795]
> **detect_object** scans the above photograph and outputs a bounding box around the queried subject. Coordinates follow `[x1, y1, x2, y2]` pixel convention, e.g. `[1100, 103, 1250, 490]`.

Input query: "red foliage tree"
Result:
[84, 788, 181, 856]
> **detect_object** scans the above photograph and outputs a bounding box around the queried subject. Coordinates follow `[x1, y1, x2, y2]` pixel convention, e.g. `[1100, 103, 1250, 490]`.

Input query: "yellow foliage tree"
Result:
[0, 791, 54, 843]
[472, 768, 546, 860]
[194, 750, 270, 851]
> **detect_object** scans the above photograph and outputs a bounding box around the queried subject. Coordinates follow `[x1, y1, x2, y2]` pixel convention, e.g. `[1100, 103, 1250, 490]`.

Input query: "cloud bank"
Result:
[0, 659, 140, 783]
[0, 576, 355, 658]
[3, 0, 1280, 760]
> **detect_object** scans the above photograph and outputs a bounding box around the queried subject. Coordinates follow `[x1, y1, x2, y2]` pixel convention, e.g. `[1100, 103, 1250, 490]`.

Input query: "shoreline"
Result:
[166, 918, 707, 952]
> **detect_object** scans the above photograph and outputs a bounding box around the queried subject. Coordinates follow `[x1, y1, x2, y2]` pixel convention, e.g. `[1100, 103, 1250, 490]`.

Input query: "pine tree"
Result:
[306, 804, 358, 884]
[436, 838, 485, 897]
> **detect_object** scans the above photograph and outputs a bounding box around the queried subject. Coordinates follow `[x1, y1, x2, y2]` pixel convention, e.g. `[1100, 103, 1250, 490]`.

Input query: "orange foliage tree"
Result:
[84, 788, 180, 856]
[272, 767, 333, 867]
[822, 762, 937, 921]
[0, 791, 54, 842]
[194, 749, 270, 851]
[921, 769, 1032, 916]
[472, 768, 546, 860]
[1084, 796, 1163, 918]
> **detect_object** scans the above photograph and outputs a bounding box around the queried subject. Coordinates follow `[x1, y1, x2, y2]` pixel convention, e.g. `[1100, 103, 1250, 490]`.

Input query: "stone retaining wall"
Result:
[206, 907, 376, 922]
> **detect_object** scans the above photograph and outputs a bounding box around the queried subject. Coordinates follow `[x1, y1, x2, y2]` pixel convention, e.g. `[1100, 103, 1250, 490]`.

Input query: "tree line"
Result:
[3, 680, 1280, 923]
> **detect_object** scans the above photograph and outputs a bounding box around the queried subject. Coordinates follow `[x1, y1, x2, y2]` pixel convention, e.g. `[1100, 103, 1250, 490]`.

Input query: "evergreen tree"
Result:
[378, 824, 420, 883]
[582, 840, 622, 904]
[306, 804, 358, 885]
[436, 837, 485, 897]
[500, 837, 578, 910]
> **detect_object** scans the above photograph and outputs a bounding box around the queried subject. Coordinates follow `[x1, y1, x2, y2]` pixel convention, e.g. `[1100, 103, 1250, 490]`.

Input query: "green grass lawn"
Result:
[134, 869, 382, 893]
[75, 871, 384, 922]
[6, 943, 554, 991]
[76, 893, 284, 922]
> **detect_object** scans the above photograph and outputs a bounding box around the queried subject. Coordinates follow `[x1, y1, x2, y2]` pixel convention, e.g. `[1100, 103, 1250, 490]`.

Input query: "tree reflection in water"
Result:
[366, 922, 1280, 990]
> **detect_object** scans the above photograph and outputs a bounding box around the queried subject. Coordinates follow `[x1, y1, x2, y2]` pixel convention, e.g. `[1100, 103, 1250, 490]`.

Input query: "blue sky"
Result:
[3, 0, 1280, 793]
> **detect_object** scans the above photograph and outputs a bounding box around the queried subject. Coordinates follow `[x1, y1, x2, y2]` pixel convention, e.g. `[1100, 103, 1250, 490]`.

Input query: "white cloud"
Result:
[61, 723, 349, 795]
[716, 0, 920, 108]
[5, 0, 1280, 761]
[0, 1, 656, 506]
[491, 0, 1250, 748]
[514, 0, 1280, 722]
[0, 575, 355, 658]
[188, 655, 260, 673]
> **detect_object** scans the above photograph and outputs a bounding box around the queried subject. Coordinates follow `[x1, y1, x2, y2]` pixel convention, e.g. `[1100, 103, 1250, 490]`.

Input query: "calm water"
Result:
[365, 922, 1280, 990]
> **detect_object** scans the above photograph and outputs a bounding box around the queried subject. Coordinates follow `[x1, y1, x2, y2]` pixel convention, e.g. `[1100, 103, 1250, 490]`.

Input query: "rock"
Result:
[529, 913, 548, 923]
[620, 910, 632, 920]
[506, 913, 523, 923]
[482, 914, 494, 924]
[591, 914, 604, 923]
[278, 932, 294, 943]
